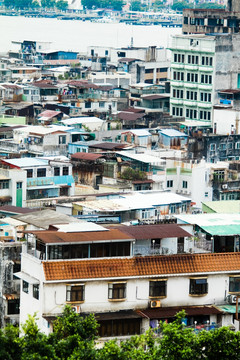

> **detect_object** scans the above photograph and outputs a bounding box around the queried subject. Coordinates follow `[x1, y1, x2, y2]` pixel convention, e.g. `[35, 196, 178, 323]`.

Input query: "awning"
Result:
[14, 271, 39, 285]
[201, 225, 240, 236]
[27, 185, 60, 190]
[0, 196, 12, 203]
[93, 310, 142, 321]
[216, 305, 240, 314]
[3, 294, 20, 300]
[136, 306, 223, 319]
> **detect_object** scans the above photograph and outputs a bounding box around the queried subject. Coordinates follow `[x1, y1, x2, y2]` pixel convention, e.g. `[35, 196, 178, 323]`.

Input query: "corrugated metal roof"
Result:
[43, 252, 240, 281]
[3, 158, 48, 168]
[71, 153, 104, 161]
[113, 224, 191, 240]
[142, 94, 169, 100]
[201, 225, 240, 236]
[202, 200, 240, 214]
[34, 228, 133, 244]
[88, 142, 128, 150]
[38, 110, 61, 119]
[176, 214, 240, 228]
[137, 306, 222, 319]
[118, 112, 145, 121]
[159, 129, 188, 137]
[216, 305, 240, 314]
[122, 129, 151, 136]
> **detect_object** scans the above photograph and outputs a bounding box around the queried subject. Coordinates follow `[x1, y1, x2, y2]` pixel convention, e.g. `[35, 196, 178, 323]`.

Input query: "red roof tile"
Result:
[43, 252, 240, 281]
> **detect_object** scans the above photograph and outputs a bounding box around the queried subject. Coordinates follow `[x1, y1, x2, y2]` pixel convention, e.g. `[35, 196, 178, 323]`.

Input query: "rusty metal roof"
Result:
[88, 142, 128, 150]
[34, 228, 133, 244]
[112, 224, 191, 240]
[118, 112, 145, 121]
[71, 153, 104, 161]
[137, 305, 222, 319]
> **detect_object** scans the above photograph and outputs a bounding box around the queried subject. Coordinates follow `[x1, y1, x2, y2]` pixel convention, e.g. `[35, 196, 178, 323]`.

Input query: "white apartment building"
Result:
[170, 34, 240, 126]
[165, 158, 213, 208]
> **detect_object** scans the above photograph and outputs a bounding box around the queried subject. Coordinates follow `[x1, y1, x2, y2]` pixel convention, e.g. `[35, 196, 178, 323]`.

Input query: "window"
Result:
[23, 280, 29, 293]
[167, 180, 173, 188]
[16, 182, 22, 189]
[8, 299, 20, 315]
[59, 135, 66, 145]
[54, 167, 60, 176]
[66, 284, 85, 302]
[236, 142, 240, 149]
[189, 278, 208, 295]
[229, 276, 240, 293]
[37, 168, 46, 177]
[33, 284, 39, 299]
[149, 280, 167, 298]
[183, 181, 188, 189]
[108, 282, 126, 300]
[210, 143, 216, 151]
[99, 318, 141, 337]
[63, 166, 69, 175]
[27, 169, 33, 178]
[0, 180, 9, 189]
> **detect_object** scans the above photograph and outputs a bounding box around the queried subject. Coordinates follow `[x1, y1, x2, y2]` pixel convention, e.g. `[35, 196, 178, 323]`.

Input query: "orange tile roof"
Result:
[43, 252, 240, 281]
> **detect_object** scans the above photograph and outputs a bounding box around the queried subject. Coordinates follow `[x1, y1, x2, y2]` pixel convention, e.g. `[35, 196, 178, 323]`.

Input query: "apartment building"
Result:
[169, 33, 240, 127]
[16, 222, 240, 336]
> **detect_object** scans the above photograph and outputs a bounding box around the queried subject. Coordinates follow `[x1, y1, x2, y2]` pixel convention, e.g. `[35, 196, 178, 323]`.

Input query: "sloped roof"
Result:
[71, 152, 104, 161]
[33, 228, 133, 244]
[112, 224, 191, 239]
[118, 112, 145, 121]
[43, 252, 240, 281]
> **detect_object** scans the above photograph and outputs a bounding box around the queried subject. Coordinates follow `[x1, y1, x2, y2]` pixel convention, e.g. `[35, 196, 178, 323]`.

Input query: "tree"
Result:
[121, 167, 147, 181]
[41, 0, 56, 9]
[55, 0, 68, 10]
[1, 307, 240, 359]
[51, 305, 99, 359]
[131, 0, 142, 11]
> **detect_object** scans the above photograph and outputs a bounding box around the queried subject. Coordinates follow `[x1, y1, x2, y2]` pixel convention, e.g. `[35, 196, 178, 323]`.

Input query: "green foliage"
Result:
[131, 0, 142, 11]
[55, 0, 68, 10]
[153, 0, 166, 10]
[121, 167, 147, 181]
[1, 308, 240, 359]
[81, 0, 123, 10]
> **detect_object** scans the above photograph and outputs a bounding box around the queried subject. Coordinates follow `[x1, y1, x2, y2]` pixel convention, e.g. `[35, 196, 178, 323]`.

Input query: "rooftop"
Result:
[13, 209, 80, 230]
[43, 252, 240, 281]
[32, 228, 133, 244]
[111, 224, 191, 240]
[71, 153, 104, 161]
[202, 200, 240, 214]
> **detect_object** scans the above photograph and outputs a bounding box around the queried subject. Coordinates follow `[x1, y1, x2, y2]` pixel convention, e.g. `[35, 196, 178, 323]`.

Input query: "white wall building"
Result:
[17, 243, 240, 336]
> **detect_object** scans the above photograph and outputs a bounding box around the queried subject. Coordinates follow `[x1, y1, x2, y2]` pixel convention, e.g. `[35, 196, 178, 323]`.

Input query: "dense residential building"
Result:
[0, 157, 74, 208]
[16, 221, 240, 336]
[169, 33, 240, 127]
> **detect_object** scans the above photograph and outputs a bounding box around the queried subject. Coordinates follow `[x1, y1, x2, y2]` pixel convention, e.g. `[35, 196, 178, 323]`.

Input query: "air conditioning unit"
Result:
[222, 184, 228, 190]
[228, 294, 240, 304]
[71, 305, 80, 313]
[150, 300, 161, 308]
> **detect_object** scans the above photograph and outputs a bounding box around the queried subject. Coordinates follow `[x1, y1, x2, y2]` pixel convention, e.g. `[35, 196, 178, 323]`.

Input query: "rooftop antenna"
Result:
[131, 36, 134, 48]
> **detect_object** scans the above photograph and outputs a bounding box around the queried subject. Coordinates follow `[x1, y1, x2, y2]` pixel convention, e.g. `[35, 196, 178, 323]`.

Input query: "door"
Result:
[16, 182, 22, 207]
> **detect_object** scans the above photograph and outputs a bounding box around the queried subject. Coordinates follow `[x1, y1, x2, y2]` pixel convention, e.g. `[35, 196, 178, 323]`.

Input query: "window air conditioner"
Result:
[228, 294, 240, 304]
[150, 300, 161, 308]
[71, 305, 80, 313]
